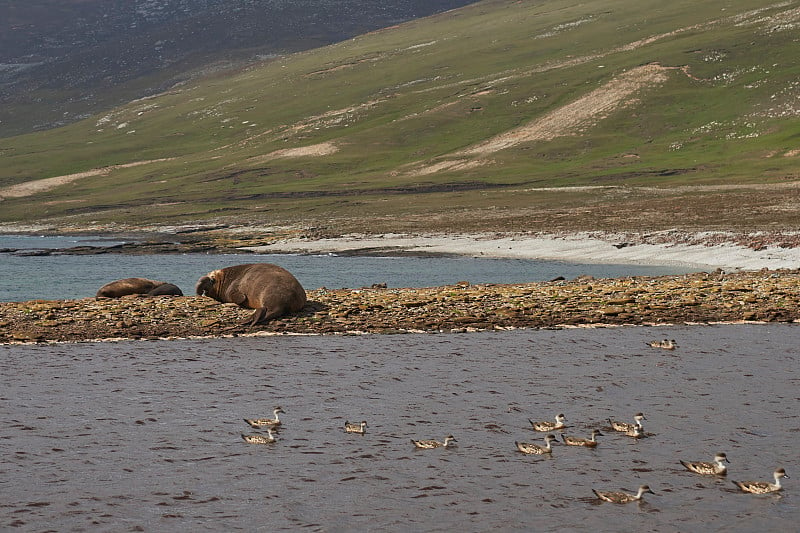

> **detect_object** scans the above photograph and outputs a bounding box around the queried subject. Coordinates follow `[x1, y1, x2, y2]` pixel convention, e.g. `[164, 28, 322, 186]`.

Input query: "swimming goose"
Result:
[411, 435, 456, 449]
[623, 425, 647, 439]
[529, 413, 567, 432]
[562, 429, 603, 447]
[515, 434, 558, 455]
[594, 485, 655, 504]
[241, 428, 276, 444]
[680, 452, 730, 475]
[244, 407, 285, 428]
[733, 468, 788, 494]
[344, 420, 367, 434]
[608, 413, 645, 433]
[646, 339, 677, 350]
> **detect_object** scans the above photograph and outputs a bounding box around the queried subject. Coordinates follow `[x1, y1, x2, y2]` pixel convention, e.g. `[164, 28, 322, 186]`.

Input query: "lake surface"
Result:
[1, 324, 797, 531]
[0, 234, 698, 302]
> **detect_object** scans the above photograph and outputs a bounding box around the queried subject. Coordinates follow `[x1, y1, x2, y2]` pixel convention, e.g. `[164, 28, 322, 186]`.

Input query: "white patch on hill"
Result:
[405, 64, 671, 176]
[248, 142, 339, 163]
[460, 64, 671, 155]
[0, 159, 175, 200]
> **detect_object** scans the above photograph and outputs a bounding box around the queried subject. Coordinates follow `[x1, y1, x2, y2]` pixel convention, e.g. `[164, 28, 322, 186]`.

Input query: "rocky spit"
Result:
[1, 269, 798, 344]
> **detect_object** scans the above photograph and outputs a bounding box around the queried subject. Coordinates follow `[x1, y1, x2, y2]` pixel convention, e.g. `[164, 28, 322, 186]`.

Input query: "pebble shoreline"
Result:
[2, 269, 798, 344]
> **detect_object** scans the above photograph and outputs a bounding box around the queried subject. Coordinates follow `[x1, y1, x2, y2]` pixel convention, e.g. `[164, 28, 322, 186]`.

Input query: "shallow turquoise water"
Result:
[0, 234, 697, 301]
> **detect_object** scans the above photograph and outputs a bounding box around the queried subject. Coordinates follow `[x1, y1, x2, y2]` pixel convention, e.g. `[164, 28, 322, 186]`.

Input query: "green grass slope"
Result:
[0, 0, 798, 233]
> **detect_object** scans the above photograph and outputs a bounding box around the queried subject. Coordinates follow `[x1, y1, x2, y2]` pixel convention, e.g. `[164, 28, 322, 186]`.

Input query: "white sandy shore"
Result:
[245, 232, 800, 271]
[2, 223, 798, 271]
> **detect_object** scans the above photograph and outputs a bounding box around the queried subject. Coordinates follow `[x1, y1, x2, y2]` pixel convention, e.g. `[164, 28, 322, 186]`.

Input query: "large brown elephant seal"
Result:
[195, 263, 307, 325]
[96, 278, 183, 298]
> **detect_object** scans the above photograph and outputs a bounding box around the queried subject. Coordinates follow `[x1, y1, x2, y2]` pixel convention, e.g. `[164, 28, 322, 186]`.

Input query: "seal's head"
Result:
[195, 270, 221, 296]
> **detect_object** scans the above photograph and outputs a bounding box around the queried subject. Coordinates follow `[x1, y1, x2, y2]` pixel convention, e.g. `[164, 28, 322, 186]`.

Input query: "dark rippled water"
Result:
[1, 324, 797, 531]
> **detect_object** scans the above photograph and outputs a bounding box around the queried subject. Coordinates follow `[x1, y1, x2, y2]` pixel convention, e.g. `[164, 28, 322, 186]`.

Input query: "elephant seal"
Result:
[96, 278, 183, 298]
[195, 263, 307, 325]
[144, 283, 183, 296]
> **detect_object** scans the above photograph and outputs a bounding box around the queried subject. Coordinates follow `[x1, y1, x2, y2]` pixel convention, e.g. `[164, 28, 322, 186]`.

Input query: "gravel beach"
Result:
[2, 269, 798, 344]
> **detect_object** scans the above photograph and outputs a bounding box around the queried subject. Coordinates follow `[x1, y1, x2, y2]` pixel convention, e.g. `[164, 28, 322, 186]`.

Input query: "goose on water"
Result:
[529, 413, 567, 432]
[680, 452, 730, 476]
[608, 413, 645, 433]
[411, 435, 456, 449]
[562, 429, 603, 447]
[646, 339, 677, 350]
[241, 428, 276, 444]
[344, 420, 367, 434]
[733, 468, 788, 494]
[593, 485, 655, 504]
[244, 407, 285, 428]
[515, 434, 558, 455]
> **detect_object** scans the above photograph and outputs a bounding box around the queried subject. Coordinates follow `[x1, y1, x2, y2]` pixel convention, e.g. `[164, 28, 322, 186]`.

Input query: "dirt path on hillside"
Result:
[461, 64, 670, 155]
[247, 142, 339, 164]
[394, 3, 798, 177]
[405, 64, 672, 176]
[0, 158, 175, 200]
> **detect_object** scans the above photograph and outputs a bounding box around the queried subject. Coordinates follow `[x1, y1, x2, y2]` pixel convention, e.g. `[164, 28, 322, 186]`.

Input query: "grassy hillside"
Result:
[1, 0, 798, 234]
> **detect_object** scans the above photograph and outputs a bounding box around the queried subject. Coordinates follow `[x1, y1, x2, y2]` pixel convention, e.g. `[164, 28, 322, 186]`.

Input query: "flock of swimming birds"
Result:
[238, 339, 788, 504]
[239, 403, 788, 504]
[519, 412, 788, 502]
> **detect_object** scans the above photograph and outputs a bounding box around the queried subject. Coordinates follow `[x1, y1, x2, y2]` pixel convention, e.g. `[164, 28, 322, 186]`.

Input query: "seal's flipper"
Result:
[246, 307, 269, 326]
[247, 306, 286, 326]
[229, 290, 248, 307]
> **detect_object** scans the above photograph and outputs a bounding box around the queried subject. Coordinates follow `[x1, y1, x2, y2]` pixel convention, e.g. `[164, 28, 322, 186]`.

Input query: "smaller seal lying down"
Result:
[143, 283, 183, 296]
[195, 263, 307, 326]
[96, 278, 183, 298]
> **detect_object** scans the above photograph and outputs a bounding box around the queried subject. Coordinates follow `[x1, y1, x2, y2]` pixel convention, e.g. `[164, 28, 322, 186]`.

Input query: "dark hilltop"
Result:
[0, 0, 477, 137]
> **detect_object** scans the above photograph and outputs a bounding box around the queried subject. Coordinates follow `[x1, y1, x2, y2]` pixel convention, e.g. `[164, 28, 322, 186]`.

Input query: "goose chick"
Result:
[515, 434, 558, 455]
[344, 420, 367, 434]
[529, 413, 567, 432]
[241, 428, 276, 444]
[244, 407, 285, 428]
[680, 452, 730, 475]
[733, 468, 788, 494]
[562, 429, 603, 447]
[608, 413, 645, 433]
[411, 435, 456, 449]
[594, 485, 655, 504]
